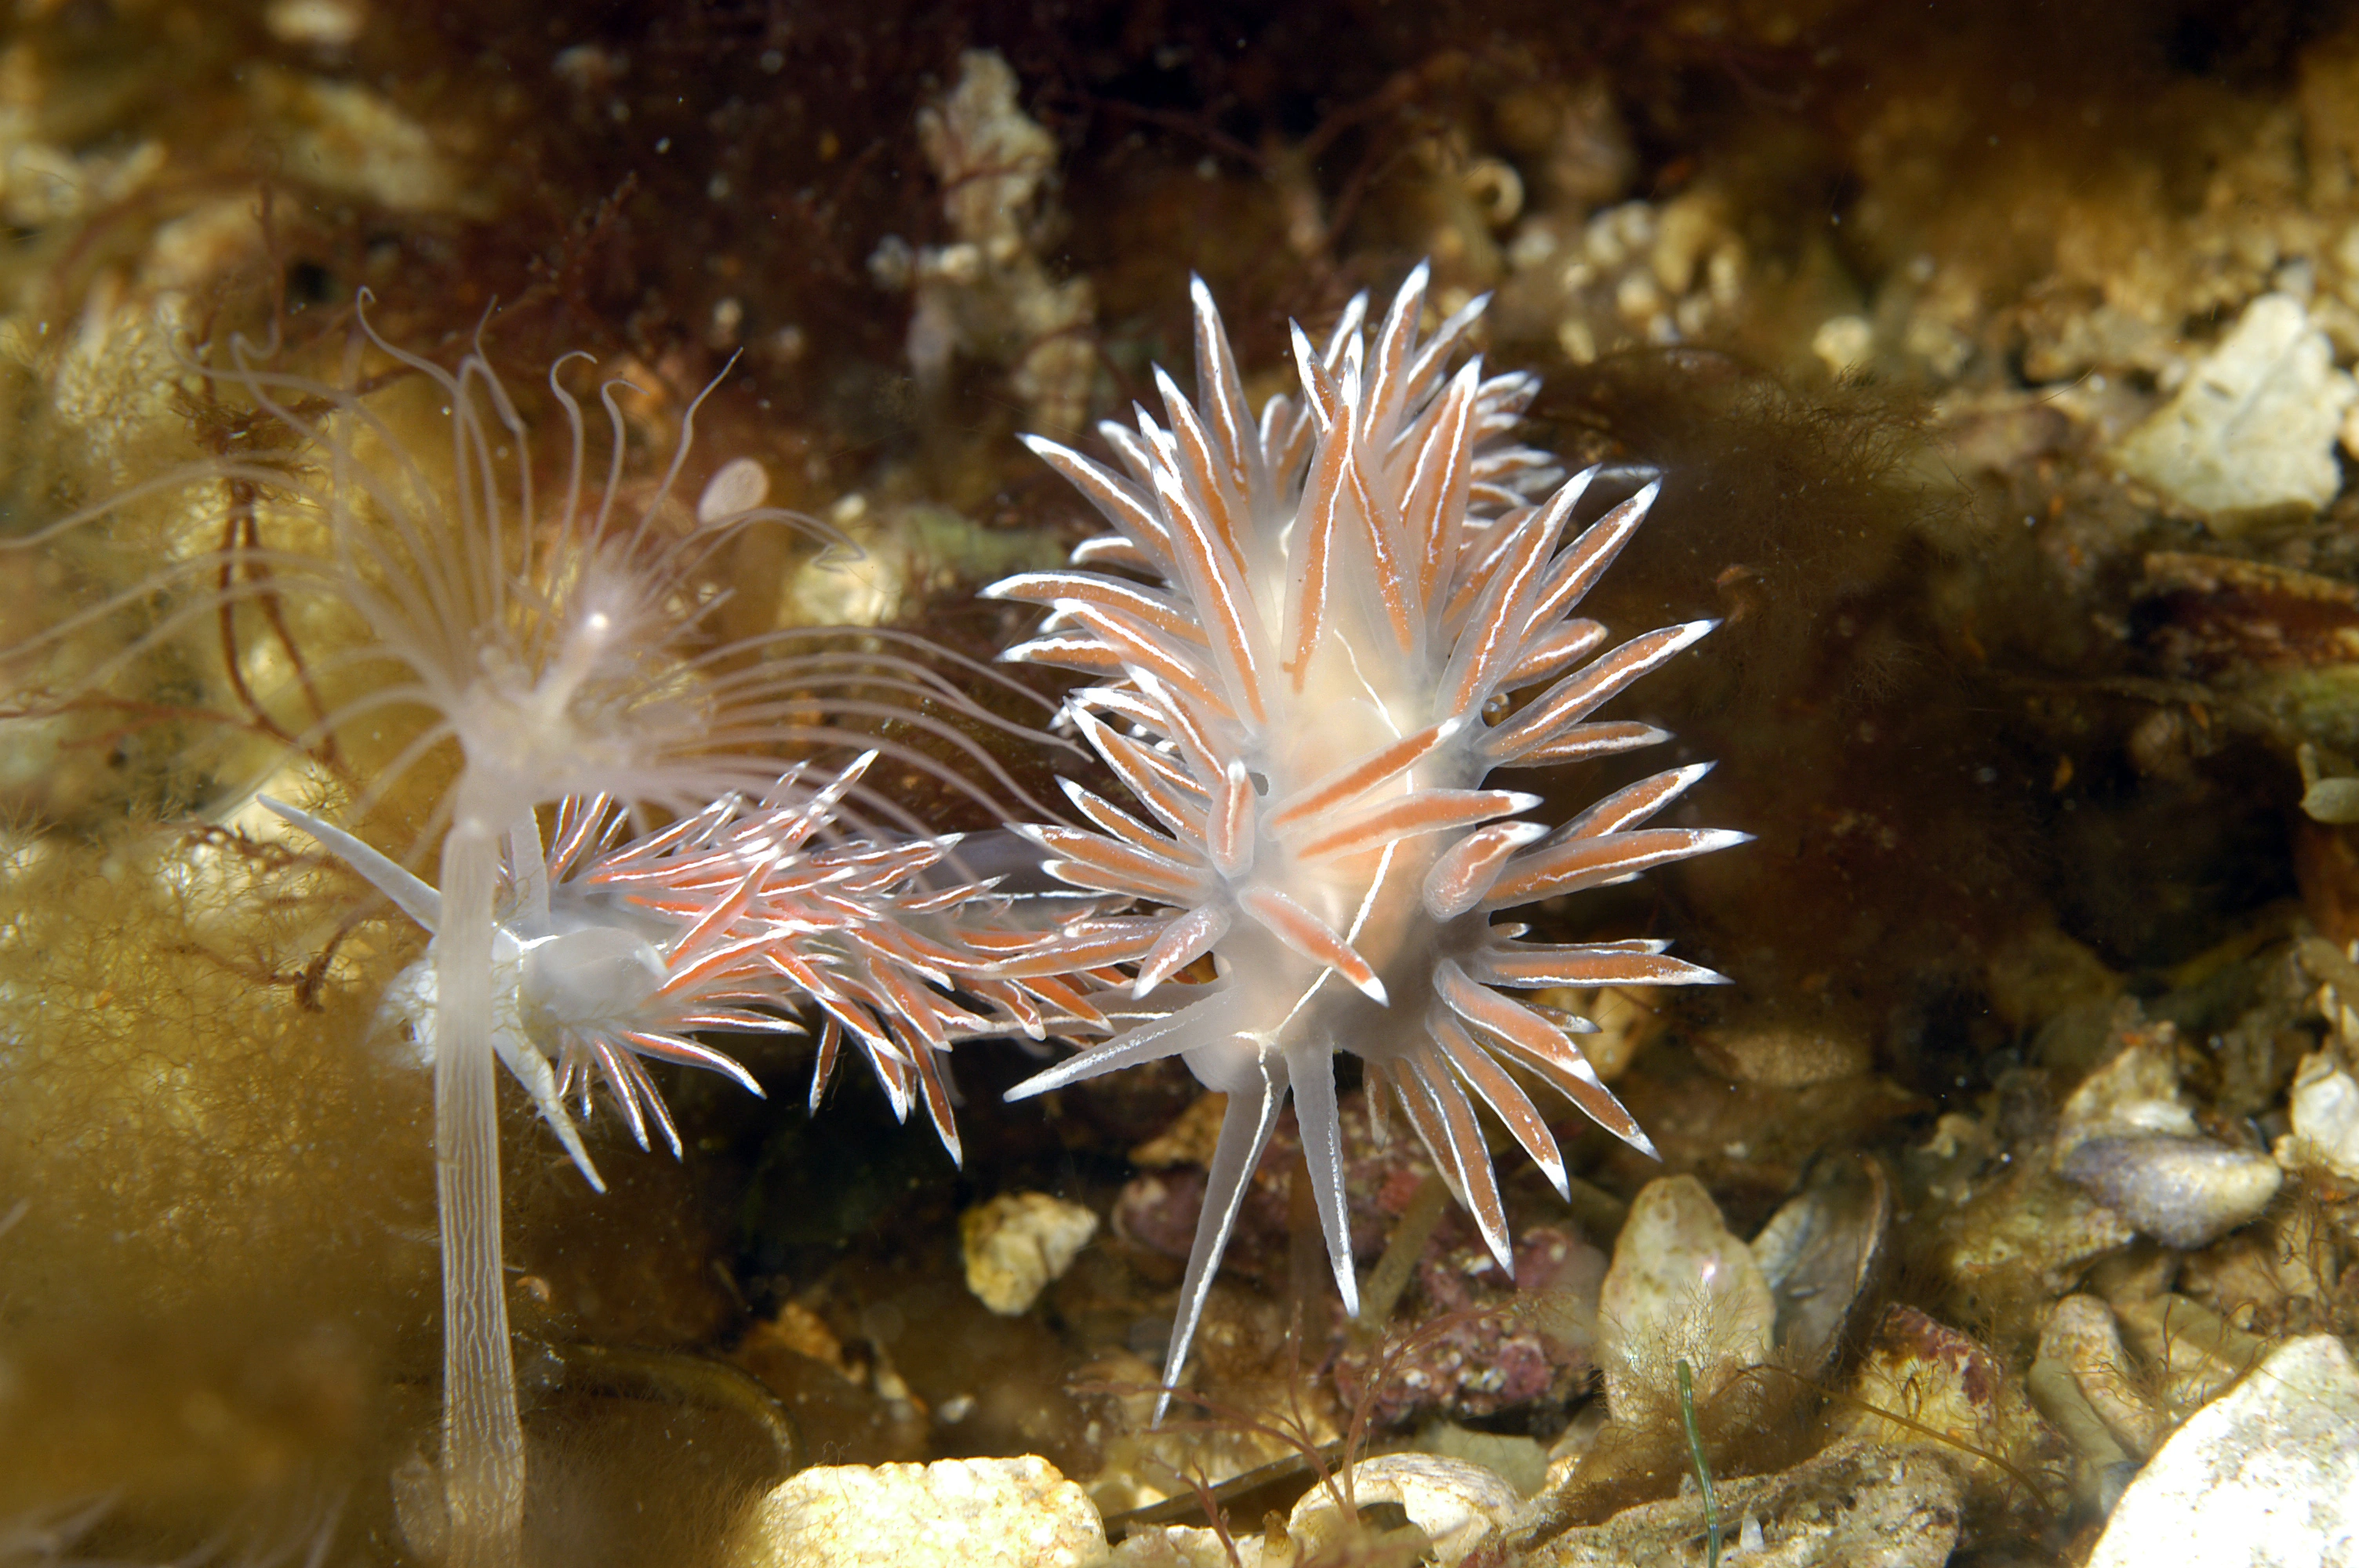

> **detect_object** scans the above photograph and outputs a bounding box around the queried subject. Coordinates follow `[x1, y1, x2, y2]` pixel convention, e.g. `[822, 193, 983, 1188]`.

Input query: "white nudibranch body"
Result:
[263, 792, 779, 1194]
[268, 746, 1063, 1189]
[986, 263, 1749, 1416]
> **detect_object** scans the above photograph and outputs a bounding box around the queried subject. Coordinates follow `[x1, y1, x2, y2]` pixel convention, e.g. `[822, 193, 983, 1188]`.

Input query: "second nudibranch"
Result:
[265, 751, 1061, 1189]
[986, 263, 1749, 1417]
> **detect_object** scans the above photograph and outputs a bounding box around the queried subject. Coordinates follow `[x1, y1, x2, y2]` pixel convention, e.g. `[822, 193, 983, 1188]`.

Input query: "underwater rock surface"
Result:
[2116, 292, 2358, 521]
[2083, 1334, 2359, 1568]
[1525, 1439, 1964, 1567]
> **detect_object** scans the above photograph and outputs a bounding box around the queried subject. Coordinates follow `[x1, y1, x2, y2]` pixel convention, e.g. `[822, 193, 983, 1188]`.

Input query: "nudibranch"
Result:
[985, 263, 1747, 1415]
[264, 749, 1045, 1190]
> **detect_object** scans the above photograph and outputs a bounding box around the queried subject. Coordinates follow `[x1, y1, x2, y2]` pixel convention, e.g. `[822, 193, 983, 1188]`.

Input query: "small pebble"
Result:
[729, 1456, 1105, 1568]
[2059, 1134, 2282, 1249]
[959, 1191, 1098, 1316]
[2037, 1294, 2166, 1457]
[1597, 1175, 1772, 1416]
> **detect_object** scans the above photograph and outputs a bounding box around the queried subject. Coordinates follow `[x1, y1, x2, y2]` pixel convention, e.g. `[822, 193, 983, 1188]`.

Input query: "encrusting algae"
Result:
[8, 7, 2359, 1568]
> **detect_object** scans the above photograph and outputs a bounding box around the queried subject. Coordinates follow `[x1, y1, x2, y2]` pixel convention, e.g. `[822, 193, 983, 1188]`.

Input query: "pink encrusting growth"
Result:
[985, 264, 1749, 1416]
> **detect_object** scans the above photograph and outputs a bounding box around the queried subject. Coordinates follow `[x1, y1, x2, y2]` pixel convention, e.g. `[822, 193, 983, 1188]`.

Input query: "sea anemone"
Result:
[984, 263, 1747, 1416]
[2, 307, 1056, 1566]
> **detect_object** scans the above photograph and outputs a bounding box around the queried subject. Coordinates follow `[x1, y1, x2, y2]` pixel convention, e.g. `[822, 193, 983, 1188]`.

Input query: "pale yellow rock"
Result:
[1527, 985, 1656, 1078]
[885, 50, 1096, 431]
[139, 197, 267, 295]
[248, 67, 482, 215]
[731, 1456, 1108, 1568]
[961, 1191, 1099, 1316]
[265, 0, 365, 46]
[1813, 314, 1875, 376]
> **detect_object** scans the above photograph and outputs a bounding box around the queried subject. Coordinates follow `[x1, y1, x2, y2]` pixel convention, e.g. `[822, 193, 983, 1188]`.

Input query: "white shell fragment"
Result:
[730, 1456, 1107, 1568]
[1288, 1454, 1523, 1568]
[2056, 1028, 2196, 1144]
[1597, 1175, 1773, 1417]
[2085, 1335, 2359, 1568]
[959, 1191, 1100, 1316]
[2116, 292, 2358, 520]
[2274, 1050, 2359, 1182]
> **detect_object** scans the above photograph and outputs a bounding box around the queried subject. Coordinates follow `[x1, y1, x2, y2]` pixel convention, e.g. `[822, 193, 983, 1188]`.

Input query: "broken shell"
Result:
[2059, 1134, 2282, 1250]
[1595, 1175, 1772, 1417]
[2056, 1020, 2195, 1145]
[2273, 1048, 2359, 1181]
[1750, 1151, 1894, 1381]
[2036, 1294, 2168, 1457]
[1288, 1454, 1521, 1568]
